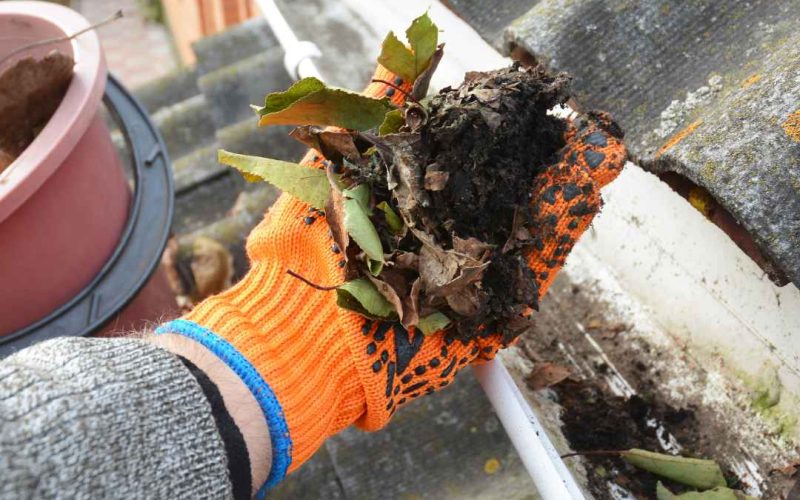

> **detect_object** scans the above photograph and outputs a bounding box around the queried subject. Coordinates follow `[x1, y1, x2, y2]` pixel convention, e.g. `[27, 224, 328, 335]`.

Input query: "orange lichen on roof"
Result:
[781, 109, 800, 143]
[656, 119, 703, 158]
[741, 73, 762, 89]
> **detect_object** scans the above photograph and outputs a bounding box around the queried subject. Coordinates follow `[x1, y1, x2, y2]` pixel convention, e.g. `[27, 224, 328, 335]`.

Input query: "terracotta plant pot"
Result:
[0, 1, 176, 340]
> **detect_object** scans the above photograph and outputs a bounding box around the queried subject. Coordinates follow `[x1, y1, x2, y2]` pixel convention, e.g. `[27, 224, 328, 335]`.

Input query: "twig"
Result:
[286, 269, 340, 291]
[0, 10, 123, 68]
[371, 79, 419, 104]
[561, 450, 626, 459]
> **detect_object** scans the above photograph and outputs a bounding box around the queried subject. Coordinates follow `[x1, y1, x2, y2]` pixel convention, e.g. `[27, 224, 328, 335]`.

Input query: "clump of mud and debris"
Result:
[376, 65, 568, 333]
[334, 64, 571, 343]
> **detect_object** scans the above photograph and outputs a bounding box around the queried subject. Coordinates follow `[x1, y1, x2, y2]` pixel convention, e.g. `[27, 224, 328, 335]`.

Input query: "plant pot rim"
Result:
[0, 1, 106, 224]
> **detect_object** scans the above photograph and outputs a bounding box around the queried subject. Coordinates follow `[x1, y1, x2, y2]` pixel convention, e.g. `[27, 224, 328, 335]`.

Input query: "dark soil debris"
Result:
[552, 378, 738, 499]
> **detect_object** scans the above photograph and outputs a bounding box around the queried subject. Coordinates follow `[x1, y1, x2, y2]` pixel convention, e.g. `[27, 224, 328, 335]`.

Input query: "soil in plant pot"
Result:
[0, 51, 74, 172]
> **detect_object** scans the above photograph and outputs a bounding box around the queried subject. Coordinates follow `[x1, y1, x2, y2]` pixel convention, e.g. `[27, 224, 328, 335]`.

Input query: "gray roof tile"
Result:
[501, 0, 800, 285]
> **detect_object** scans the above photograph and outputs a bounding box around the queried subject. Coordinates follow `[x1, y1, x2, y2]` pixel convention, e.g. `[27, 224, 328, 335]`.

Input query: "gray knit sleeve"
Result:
[0, 337, 233, 499]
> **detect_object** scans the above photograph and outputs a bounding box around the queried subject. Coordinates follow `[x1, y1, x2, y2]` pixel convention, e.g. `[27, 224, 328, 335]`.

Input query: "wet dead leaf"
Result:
[424, 170, 449, 191]
[445, 286, 487, 316]
[526, 362, 571, 390]
[403, 103, 428, 133]
[429, 262, 490, 298]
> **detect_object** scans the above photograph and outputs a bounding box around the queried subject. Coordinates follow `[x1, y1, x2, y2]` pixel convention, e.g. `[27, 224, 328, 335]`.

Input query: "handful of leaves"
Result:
[221, 13, 572, 342]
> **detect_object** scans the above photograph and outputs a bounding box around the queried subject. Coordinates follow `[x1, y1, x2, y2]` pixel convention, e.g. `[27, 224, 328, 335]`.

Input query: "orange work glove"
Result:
[157, 65, 626, 496]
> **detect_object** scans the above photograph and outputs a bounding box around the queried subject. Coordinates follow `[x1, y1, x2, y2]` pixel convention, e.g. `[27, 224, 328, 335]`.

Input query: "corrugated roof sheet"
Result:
[448, 0, 800, 286]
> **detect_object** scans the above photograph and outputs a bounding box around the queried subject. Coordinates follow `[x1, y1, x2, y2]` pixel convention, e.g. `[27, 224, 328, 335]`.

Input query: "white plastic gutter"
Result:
[253, 1, 585, 497]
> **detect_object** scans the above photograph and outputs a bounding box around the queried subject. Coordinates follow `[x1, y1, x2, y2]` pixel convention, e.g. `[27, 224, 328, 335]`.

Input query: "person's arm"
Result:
[148, 333, 272, 497]
[0, 336, 243, 498]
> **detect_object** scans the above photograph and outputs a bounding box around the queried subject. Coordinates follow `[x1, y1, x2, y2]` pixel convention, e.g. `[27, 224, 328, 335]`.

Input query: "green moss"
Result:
[733, 365, 800, 440]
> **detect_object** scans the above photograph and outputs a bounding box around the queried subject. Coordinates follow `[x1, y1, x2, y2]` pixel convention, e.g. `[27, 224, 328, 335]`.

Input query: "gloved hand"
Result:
[157, 64, 626, 495]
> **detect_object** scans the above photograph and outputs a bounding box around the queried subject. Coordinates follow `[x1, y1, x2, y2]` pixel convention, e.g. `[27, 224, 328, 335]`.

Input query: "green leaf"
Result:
[258, 77, 325, 114]
[377, 32, 417, 83]
[656, 482, 757, 500]
[255, 77, 393, 130]
[343, 183, 372, 213]
[406, 12, 438, 78]
[377, 12, 439, 83]
[367, 259, 384, 276]
[622, 449, 727, 490]
[376, 201, 404, 234]
[417, 311, 450, 335]
[343, 197, 384, 263]
[379, 109, 405, 135]
[218, 150, 329, 209]
[336, 278, 396, 319]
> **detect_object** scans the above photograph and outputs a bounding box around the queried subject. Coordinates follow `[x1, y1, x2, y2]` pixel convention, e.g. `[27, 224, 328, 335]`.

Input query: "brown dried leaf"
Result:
[424, 170, 449, 191]
[403, 104, 428, 133]
[0, 51, 74, 156]
[418, 244, 459, 290]
[411, 44, 444, 101]
[446, 287, 488, 316]
[393, 251, 419, 270]
[325, 185, 349, 258]
[430, 262, 490, 298]
[190, 236, 234, 301]
[469, 88, 503, 108]
[289, 126, 360, 165]
[381, 133, 430, 224]
[453, 235, 493, 259]
[401, 278, 422, 328]
[526, 362, 571, 390]
[367, 274, 405, 321]
[289, 125, 321, 150]
[479, 109, 503, 131]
